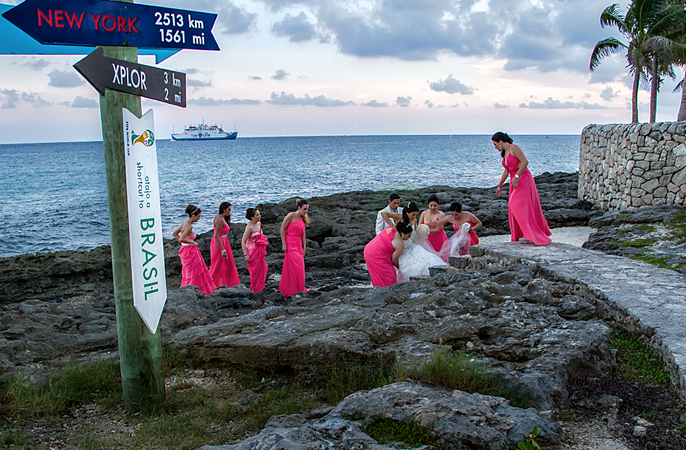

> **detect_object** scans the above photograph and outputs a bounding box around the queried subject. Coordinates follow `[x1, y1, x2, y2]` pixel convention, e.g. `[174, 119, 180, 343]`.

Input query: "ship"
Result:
[171, 122, 238, 140]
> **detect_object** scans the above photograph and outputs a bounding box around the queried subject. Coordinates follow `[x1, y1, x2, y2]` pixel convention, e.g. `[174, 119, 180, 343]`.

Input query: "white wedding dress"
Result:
[397, 225, 449, 283]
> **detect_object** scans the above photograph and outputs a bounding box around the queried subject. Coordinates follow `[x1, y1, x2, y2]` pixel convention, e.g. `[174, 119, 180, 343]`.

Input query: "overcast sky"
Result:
[1, 0, 685, 143]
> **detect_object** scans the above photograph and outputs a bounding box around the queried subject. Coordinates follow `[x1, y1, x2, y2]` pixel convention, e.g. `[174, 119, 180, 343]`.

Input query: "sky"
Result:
[1, 0, 685, 144]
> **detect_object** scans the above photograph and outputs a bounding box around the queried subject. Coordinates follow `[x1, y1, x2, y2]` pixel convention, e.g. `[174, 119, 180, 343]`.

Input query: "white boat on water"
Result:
[171, 123, 237, 140]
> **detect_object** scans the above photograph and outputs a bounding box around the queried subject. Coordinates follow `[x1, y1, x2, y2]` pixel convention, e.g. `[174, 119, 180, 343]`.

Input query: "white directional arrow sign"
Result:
[123, 108, 167, 334]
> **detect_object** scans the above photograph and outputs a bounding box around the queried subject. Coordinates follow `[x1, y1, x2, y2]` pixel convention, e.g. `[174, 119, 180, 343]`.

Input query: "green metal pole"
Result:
[100, 38, 165, 411]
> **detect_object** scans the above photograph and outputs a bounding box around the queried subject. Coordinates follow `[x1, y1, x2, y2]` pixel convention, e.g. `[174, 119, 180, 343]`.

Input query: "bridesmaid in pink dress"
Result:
[364, 221, 413, 287]
[420, 194, 449, 259]
[173, 204, 217, 295]
[279, 199, 309, 297]
[241, 208, 269, 293]
[209, 202, 241, 288]
[448, 202, 481, 245]
[492, 132, 551, 246]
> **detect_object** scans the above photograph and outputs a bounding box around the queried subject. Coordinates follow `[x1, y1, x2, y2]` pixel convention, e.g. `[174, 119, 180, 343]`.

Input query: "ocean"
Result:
[0, 134, 580, 257]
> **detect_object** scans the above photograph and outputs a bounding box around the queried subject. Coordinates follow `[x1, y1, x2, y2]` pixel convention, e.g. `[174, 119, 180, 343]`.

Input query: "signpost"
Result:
[2, 0, 219, 50]
[7, 0, 220, 411]
[75, 47, 186, 107]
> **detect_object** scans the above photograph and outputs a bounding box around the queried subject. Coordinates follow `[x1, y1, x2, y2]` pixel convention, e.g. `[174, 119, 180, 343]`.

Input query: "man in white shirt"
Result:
[375, 193, 404, 234]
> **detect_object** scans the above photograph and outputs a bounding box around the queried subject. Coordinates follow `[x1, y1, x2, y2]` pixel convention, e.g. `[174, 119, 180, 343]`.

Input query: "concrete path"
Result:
[477, 241, 686, 399]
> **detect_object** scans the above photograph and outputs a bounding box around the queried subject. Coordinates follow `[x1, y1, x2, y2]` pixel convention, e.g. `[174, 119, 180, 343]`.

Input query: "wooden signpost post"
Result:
[3, 0, 219, 411]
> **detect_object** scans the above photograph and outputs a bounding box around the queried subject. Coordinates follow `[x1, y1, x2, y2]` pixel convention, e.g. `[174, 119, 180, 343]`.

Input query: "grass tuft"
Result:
[618, 238, 658, 248]
[611, 332, 671, 386]
[407, 349, 500, 396]
[1, 359, 121, 418]
[322, 361, 400, 404]
[364, 417, 449, 449]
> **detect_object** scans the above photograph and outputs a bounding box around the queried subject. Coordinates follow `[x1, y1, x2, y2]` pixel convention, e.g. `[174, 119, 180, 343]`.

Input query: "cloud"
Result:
[22, 59, 50, 71]
[363, 100, 388, 107]
[71, 96, 98, 108]
[47, 70, 84, 88]
[600, 86, 617, 101]
[189, 97, 260, 105]
[0, 89, 19, 109]
[185, 68, 201, 74]
[519, 97, 608, 109]
[217, 2, 258, 34]
[396, 96, 412, 107]
[272, 11, 318, 42]
[249, 76, 262, 80]
[271, 69, 289, 80]
[244, 0, 625, 78]
[0, 89, 49, 108]
[187, 79, 213, 88]
[429, 74, 474, 95]
[494, 103, 509, 109]
[425, 100, 434, 108]
[266, 91, 354, 106]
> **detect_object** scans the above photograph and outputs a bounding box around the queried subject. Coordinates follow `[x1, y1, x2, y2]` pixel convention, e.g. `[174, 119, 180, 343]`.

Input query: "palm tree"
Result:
[590, 0, 686, 123]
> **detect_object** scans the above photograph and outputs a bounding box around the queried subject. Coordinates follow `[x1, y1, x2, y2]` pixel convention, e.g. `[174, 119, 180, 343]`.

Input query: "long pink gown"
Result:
[209, 224, 241, 288]
[364, 227, 399, 287]
[503, 153, 551, 245]
[424, 213, 449, 262]
[245, 228, 269, 293]
[179, 233, 217, 295]
[279, 219, 308, 297]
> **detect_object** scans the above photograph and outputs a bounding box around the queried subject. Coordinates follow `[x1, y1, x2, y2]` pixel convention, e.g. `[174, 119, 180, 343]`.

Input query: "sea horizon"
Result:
[0, 133, 580, 146]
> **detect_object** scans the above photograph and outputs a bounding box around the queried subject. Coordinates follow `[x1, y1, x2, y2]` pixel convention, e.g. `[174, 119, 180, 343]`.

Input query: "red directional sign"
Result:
[2, 0, 219, 50]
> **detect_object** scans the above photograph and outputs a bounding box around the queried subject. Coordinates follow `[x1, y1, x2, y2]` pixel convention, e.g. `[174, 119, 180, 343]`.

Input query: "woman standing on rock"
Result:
[364, 221, 413, 287]
[279, 199, 309, 297]
[420, 194, 449, 257]
[493, 132, 551, 245]
[173, 204, 217, 295]
[209, 202, 240, 288]
[241, 208, 269, 293]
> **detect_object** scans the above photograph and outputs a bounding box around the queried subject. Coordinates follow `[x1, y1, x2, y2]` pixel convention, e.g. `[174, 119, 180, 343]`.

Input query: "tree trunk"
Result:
[632, 70, 640, 123]
[679, 75, 686, 122]
[650, 57, 658, 123]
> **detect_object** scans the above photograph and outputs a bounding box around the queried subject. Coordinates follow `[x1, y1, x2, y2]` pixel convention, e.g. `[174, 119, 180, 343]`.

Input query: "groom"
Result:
[375, 193, 403, 234]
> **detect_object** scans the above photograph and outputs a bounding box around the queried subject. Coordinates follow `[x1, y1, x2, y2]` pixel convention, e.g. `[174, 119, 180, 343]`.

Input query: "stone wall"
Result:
[579, 122, 686, 211]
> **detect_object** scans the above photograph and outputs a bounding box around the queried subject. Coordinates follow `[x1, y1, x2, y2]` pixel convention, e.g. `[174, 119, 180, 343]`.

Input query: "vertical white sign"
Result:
[123, 108, 167, 334]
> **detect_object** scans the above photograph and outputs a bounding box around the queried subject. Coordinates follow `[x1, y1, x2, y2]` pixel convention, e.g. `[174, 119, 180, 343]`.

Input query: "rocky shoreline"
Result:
[0, 171, 595, 304]
[3, 171, 686, 449]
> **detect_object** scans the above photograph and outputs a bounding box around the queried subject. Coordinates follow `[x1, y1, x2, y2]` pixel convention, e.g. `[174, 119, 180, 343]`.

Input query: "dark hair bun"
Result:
[396, 221, 413, 235]
[246, 208, 256, 220]
[427, 194, 439, 204]
[185, 204, 198, 216]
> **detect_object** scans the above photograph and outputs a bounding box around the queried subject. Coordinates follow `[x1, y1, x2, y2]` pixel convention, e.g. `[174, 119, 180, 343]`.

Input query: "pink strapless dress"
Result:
[364, 227, 398, 287]
[179, 233, 217, 295]
[246, 228, 269, 293]
[503, 154, 551, 245]
[279, 219, 308, 297]
[209, 224, 241, 288]
[424, 213, 449, 262]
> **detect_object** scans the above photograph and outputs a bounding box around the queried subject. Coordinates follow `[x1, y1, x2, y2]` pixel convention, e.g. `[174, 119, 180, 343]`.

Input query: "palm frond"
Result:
[590, 38, 626, 70]
[600, 4, 631, 36]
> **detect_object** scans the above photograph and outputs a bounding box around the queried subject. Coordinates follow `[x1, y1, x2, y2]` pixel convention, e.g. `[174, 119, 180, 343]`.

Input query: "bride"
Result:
[384, 202, 449, 283]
